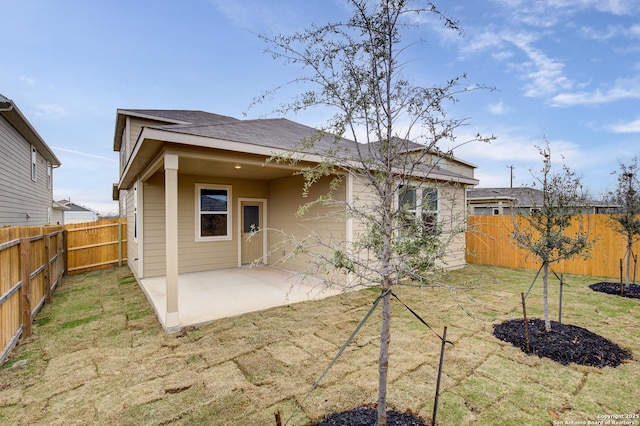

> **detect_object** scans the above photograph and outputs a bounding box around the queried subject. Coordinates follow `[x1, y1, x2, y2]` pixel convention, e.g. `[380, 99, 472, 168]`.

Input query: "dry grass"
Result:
[0, 264, 638, 425]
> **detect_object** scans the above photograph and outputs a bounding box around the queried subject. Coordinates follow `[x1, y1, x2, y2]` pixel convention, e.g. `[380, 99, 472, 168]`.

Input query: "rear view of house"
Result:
[0, 94, 61, 226]
[113, 109, 478, 330]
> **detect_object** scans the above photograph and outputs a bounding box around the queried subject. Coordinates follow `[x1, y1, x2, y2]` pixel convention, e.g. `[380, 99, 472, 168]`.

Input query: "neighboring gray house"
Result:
[56, 199, 99, 224]
[468, 187, 617, 216]
[0, 94, 61, 226]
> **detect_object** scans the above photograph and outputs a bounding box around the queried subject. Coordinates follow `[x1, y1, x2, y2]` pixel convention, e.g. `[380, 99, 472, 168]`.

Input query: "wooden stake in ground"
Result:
[432, 326, 448, 426]
[521, 293, 531, 353]
[274, 411, 282, 426]
[558, 274, 564, 325]
[620, 259, 625, 295]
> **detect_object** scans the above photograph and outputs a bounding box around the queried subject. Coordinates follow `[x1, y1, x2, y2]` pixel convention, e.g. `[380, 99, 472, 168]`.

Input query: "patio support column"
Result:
[165, 153, 179, 329]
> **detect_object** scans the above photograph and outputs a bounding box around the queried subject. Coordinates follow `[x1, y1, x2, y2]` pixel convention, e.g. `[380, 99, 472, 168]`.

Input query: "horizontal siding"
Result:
[437, 184, 468, 269]
[350, 178, 468, 273]
[268, 174, 346, 275]
[446, 160, 474, 179]
[0, 116, 54, 227]
[142, 172, 269, 277]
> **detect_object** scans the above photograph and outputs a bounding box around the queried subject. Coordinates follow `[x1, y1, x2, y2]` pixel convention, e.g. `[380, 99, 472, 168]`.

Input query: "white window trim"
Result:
[195, 183, 232, 241]
[31, 145, 37, 181]
[398, 185, 439, 228]
[47, 162, 52, 189]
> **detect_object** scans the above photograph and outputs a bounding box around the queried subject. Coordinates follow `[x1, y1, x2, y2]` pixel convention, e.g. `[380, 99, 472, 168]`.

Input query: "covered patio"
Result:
[139, 266, 343, 332]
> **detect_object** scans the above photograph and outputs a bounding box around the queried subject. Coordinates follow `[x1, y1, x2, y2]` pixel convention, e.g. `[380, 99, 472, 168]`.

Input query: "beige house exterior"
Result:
[112, 109, 478, 329]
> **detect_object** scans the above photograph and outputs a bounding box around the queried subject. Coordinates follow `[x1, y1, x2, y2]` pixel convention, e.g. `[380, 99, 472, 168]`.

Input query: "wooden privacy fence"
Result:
[466, 215, 640, 279]
[0, 218, 127, 364]
[0, 225, 65, 364]
[65, 219, 127, 274]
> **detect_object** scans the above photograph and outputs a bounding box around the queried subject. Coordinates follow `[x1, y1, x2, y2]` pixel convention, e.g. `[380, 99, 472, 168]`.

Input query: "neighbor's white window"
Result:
[196, 184, 232, 241]
[398, 185, 438, 232]
[47, 162, 52, 189]
[47, 207, 52, 225]
[31, 145, 37, 181]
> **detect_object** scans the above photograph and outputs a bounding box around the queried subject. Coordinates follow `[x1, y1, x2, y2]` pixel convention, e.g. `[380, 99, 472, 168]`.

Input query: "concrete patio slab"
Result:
[139, 266, 342, 332]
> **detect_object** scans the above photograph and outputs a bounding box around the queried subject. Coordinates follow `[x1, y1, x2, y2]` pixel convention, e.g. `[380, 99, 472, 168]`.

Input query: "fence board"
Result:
[466, 215, 640, 279]
[65, 219, 127, 274]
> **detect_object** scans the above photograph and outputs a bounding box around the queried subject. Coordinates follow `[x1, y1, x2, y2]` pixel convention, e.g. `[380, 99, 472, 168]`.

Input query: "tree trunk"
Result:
[543, 261, 551, 332]
[626, 240, 632, 289]
[377, 278, 392, 426]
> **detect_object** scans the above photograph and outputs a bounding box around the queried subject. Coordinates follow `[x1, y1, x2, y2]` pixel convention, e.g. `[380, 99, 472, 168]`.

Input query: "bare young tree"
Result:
[256, 1, 492, 424]
[607, 157, 640, 290]
[511, 143, 592, 332]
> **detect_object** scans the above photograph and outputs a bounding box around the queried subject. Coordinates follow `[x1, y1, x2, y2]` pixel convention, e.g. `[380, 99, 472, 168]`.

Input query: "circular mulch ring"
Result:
[315, 406, 427, 426]
[589, 282, 640, 299]
[493, 319, 633, 367]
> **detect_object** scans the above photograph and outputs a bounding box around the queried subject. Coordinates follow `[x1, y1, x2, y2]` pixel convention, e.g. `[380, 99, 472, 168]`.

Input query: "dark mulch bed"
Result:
[589, 282, 640, 299]
[493, 319, 633, 367]
[315, 406, 427, 426]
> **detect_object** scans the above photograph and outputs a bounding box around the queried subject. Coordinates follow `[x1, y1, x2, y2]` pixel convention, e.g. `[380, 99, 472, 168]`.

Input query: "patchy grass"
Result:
[0, 264, 637, 425]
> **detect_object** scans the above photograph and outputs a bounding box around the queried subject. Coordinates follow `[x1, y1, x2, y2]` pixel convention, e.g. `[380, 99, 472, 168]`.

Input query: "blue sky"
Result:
[2, 0, 639, 214]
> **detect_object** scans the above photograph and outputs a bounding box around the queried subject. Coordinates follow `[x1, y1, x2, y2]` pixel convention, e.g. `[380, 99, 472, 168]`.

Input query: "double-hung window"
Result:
[398, 185, 438, 233]
[47, 162, 52, 189]
[31, 145, 37, 181]
[196, 184, 232, 240]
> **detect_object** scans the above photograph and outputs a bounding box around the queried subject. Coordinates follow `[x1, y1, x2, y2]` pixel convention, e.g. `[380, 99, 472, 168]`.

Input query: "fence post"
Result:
[118, 222, 123, 267]
[44, 232, 52, 303]
[20, 237, 32, 338]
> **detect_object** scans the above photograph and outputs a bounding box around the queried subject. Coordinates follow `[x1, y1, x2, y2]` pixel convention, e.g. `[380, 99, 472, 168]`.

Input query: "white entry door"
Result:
[241, 201, 264, 264]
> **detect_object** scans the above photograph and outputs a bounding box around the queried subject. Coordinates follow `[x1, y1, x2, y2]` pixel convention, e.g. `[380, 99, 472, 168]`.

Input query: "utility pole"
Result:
[507, 165, 515, 188]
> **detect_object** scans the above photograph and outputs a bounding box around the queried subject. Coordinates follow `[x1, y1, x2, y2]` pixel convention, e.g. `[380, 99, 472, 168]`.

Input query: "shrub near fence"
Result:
[466, 215, 640, 279]
[0, 218, 127, 365]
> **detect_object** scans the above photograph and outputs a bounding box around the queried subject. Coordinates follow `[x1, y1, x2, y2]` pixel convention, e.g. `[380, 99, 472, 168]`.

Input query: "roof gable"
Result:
[0, 94, 61, 166]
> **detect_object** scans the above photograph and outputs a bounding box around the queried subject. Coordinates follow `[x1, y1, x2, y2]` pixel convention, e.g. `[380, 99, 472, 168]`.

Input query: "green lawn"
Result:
[0, 264, 637, 425]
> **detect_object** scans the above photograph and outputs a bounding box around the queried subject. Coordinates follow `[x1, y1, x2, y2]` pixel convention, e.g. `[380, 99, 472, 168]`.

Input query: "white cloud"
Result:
[505, 32, 574, 98]
[34, 104, 67, 118]
[551, 76, 640, 106]
[580, 23, 640, 41]
[19, 75, 36, 85]
[52, 147, 117, 162]
[488, 101, 509, 115]
[610, 117, 640, 133]
[492, 0, 638, 27]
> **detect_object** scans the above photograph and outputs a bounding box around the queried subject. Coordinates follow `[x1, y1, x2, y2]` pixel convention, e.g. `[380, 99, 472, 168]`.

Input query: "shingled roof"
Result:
[116, 109, 477, 185]
[468, 187, 614, 209]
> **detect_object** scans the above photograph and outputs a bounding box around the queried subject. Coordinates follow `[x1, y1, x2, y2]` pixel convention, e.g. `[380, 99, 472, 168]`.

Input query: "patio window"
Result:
[196, 184, 232, 240]
[398, 185, 438, 233]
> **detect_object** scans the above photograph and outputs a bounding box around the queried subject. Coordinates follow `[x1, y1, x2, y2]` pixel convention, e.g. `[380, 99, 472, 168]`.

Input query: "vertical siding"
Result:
[268, 174, 346, 274]
[142, 172, 270, 277]
[0, 116, 53, 226]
